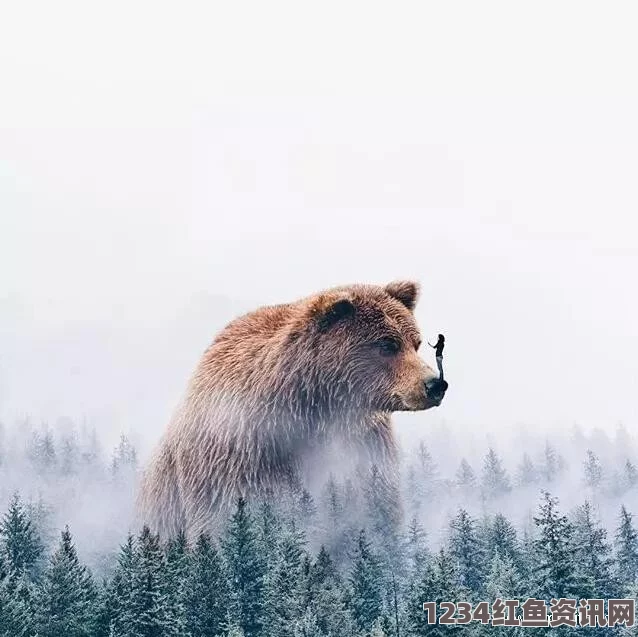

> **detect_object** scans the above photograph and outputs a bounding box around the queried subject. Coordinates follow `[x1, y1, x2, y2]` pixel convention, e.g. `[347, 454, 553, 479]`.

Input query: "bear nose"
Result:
[425, 378, 448, 402]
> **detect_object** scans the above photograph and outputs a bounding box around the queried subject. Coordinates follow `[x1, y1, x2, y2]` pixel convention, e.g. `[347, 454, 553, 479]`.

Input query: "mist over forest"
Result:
[2, 411, 638, 635]
[1, 414, 637, 565]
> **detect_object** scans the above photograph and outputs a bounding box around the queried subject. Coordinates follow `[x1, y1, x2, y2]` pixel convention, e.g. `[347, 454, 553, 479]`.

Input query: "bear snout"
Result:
[425, 378, 448, 405]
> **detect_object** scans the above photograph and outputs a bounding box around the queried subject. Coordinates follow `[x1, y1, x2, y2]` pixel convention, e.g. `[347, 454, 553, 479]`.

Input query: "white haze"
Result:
[1, 417, 637, 575]
[1, 2, 638, 465]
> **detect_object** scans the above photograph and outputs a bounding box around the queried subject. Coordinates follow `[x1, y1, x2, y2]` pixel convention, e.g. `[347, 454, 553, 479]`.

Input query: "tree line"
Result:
[1, 419, 638, 635]
[2, 484, 638, 636]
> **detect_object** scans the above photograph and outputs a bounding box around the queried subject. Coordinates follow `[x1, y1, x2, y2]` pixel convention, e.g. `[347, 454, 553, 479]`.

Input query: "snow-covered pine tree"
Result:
[97, 533, 138, 637]
[449, 508, 486, 596]
[403, 557, 436, 637]
[320, 476, 353, 563]
[484, 552, 524, 637]
[264, 520, 308, 637]
[583, 449, 604, 490]
[257, 499, 281, 571]
[27, 426, 57, 474]
[482, 513, 523, 570]
[0, 493, 44, 578]
[36, 526, 97, 637]
[322, 475, 343, 529]
[128, 525, 173, 637]
[223, 498, 267, 637]
[111, 434, 138, 481]
[349, 529, 384, 634]
[481, 448, 511, 499]
[516, 518, 536, 596]
[455, 458, 477, 496]
[416, 441, 439, 498]
[305, 545, 353, 637]
[615, 505, 638, 593]
[364, 464, 401, 563]
[430, 548, 471, 635]
[485, 550, 523, 600]
[405, 516, 429, 579]
[533, 492, 578, 600]
[0, 570, 37, 637]
[571, 500, 618, 599]
[25, 495, 54, 557]
[298, 489, 317, 528]
[184, 533, 230, 637]
[164, 529, 189, 636]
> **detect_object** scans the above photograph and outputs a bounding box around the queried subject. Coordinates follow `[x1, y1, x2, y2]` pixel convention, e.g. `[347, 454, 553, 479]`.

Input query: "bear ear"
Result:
[385, 280, 420, 311]
[313, 296, 356, 332]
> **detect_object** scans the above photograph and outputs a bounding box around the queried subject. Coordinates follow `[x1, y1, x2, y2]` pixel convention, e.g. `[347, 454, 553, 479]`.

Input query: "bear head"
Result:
[288, 280, 448, 415]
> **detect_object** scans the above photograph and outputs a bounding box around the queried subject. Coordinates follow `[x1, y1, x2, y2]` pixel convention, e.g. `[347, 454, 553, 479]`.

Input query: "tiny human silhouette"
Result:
[428, 333, 445, 381]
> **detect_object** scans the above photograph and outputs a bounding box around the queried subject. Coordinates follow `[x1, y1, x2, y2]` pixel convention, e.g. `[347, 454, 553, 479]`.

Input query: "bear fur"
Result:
[137, 281, 446, 540]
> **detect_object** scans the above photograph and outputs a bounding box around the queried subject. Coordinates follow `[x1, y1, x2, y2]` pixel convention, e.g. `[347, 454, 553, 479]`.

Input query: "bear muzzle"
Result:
[425, 377, 448, 406]
[393, 376, 448, 411]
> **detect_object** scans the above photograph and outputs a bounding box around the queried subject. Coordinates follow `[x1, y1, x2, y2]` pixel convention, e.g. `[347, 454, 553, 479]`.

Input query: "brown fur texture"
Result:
[137, 281, 446, 539]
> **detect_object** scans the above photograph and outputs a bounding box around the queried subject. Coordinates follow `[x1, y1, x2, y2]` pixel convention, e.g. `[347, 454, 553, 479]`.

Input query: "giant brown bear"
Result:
[137, 281, 447, 539]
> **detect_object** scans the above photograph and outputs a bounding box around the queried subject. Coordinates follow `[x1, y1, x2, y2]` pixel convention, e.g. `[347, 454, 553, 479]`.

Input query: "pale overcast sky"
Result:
[1, 2, 637, 447]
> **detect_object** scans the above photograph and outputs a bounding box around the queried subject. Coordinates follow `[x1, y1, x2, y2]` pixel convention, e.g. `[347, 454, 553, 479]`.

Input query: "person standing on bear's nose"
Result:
[428, 333, 445, 381]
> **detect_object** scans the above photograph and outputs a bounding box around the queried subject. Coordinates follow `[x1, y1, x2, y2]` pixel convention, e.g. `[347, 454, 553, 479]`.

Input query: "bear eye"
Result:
[377, 338, 401, 356]
[414, 338, 422, 351]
